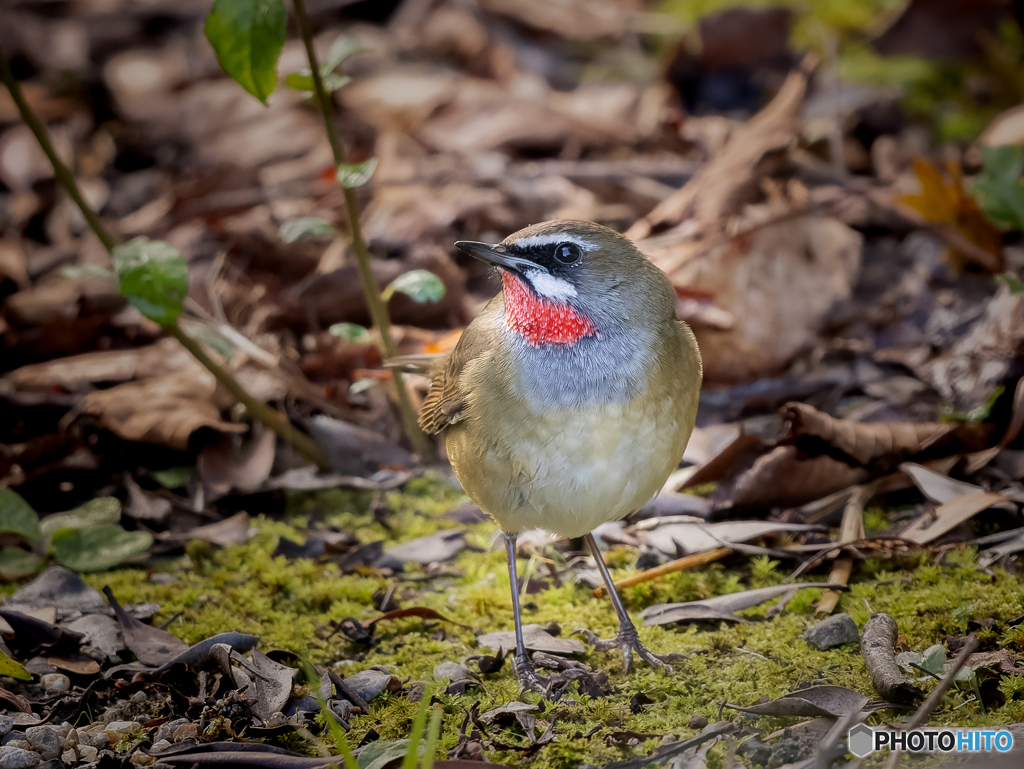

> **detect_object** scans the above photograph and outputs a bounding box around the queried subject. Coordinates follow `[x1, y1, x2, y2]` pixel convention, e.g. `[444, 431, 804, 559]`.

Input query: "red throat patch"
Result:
[501, 271, 597, 347]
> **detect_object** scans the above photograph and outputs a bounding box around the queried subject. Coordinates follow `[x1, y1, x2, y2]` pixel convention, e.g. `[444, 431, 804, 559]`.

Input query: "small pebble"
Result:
[0, 746, 41, 769]
[0, 739, 26, 750]
[171, 724, 198, 743]
[129, 692, 147, 704]
[154, 719, 189, 744]
[433, 662, 468, 682]
[63, 728, 79, 750]
[78, 745, 98, 763]
[78, 745, 98, 765]
[688, 715, 708, 729]
[149, 573, 176, 585]
[129, 751, 155, 766]
[25, 726, 62, 761]
[801, 613, 859, 651]
[40, 674, 69, 693]
[60, 750, 76, 764]
[150, 740, 171, 754]
[737, 736, 772, 767]
[105, 721, 133, 734]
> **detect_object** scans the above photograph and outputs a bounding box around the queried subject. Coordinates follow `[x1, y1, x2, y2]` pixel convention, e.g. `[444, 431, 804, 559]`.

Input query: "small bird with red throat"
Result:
[415, 220, 701, 693]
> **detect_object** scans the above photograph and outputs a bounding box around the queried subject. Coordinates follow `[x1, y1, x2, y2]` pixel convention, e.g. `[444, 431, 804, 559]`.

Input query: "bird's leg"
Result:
[578, 533, 686, 673]
[504, 533, 548, 695]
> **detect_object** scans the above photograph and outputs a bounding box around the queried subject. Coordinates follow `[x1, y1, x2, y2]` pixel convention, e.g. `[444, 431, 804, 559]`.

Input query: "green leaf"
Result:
[328, 322, 370, 343]
[974, 145, 1024, 231]
[920, 644, 947, 674]
[112, 237, 188, 325]
[40, 497, 121, 542]
[358, 740, 411, 769]
[337, 157, 377, 189]
[324, 34, 364, 71]
[61, 265, 115, 280]
[997, 273, 1024, 295]
[0, 547, 43, 580]
[0, 649, 31, 681]
[280, 217, 339, 243]
[205, 0, 287, 104]
[52, 525, 153, 573]
[284, 71, 351, 93]
[152, 466, 193, 489]
[382, 270, 445, 304]
[0, 487, 41, 541]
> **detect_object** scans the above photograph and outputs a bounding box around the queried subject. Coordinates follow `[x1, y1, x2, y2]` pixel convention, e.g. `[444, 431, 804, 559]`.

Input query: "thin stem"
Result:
[169, 323, 330, 468]
[0, 45, 115, 252]
[291, 0, 434, 461]
[0, 45, 330, 470]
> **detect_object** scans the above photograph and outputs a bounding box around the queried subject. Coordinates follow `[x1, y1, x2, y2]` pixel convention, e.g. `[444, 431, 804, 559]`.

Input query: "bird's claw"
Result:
[574, 626, 686, 673]
[512, 654, 549, 695]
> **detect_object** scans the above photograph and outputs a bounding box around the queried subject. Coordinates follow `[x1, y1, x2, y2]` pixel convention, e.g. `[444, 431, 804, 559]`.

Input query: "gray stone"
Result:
[0, 720, 10, 739]
[154, 719, 189, 745]
[801, 613, 859, 650]
[24, 726, 62, 761]
[768, 729, 818, 769]
[78, 745, 98, 763]
[0, 746, 41, 769]
[737, 736, 772, 767]
[433, 662, 469, 682]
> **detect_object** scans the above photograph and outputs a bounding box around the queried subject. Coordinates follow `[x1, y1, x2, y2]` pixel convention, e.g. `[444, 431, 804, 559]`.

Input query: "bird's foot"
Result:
[575, 624, 687, 673]
[512, 654, 549, 696]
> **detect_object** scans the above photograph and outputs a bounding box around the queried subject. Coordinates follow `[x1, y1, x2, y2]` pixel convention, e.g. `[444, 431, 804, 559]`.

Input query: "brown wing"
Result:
[419, 299, 500, 435]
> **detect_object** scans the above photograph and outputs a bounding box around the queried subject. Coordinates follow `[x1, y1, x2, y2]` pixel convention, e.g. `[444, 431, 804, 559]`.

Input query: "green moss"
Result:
[71, 474, 1024, 767]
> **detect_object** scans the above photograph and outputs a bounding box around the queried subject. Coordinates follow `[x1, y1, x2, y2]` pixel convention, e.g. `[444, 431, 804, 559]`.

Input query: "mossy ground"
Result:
[35, 475, 1024, 768]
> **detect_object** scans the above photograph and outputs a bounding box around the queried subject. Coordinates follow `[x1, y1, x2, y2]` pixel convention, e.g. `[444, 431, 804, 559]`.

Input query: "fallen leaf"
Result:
[103, 585, 187, 666]
[478, 624, 584, 656]
[82, 368, 245, 450]
[384, 529, 465, 565]
[232, 649, 297, 722]
[0, 649, 31, 681]
[0, 486, 41, 541]
[640, 583, 840, 626]
[159, 512, 255, 548]
[728, 445, 871, 509]
[783, 403, 952, 467]
[724, 685, 868, 717]
[901, 492, 1011, 545]
[5, 565, 109, 617]
[39, 497, 120, 543]
[63, 614, 125, 661]
[899, 463, 985, 503]
[197, 426, 277, 499]
[637, 520, 824, 556]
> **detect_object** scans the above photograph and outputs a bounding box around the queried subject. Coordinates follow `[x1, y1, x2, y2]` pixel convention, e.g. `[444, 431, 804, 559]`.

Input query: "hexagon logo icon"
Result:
[848, 724, 875, 757]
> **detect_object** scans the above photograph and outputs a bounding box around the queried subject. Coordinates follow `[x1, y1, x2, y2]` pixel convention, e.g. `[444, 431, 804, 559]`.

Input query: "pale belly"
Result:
[445, 394, 690, 538]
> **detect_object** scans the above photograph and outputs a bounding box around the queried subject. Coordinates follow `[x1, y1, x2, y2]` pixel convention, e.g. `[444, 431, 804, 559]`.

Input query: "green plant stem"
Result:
[0, 45, 330, 471]
[0, 45, 116, 252]
[291, 0, 434, 462]
[168, 323, 329, 468]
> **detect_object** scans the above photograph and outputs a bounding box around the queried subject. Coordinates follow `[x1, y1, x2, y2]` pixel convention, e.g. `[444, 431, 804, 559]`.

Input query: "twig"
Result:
[862, 613, 923, 704]
[904, 634, 980, 731]
[816, 483, 871, 614]
[592, 546, 732, 598]
[291, 0, 433, 462]
[0, 43, 331, 470]
[0, 48, 115, 251]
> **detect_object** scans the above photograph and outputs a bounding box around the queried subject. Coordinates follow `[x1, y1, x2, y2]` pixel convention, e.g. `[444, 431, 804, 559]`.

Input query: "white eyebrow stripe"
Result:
[509, 233, 599, 250]
[526, 269, 577, 300]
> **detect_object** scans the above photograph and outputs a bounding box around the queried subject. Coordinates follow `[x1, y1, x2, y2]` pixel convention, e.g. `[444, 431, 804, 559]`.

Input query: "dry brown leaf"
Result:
[479, 0, 626, 40]
[728, 445, 871, 509]
[82, 368, 244, 450]
[901, 492, 1010, 545]
[628, 64, 810, 241]
[4, 337, 200, 391]
[647, 215, 862, 380]
[782, 402, 953, 467]
[196, 425, 276, 499]
[916, 284, 1024, 410]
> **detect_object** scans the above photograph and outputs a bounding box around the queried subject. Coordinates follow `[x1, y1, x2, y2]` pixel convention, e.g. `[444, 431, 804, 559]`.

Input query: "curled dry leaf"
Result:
[639, 582, 839, 626]
[901, 492, 1011, 545]
[478, 624, 585, 656]
[636, 520, 824, 556]
[724, 685, 868, 718]
[782, 402, 952, 467]
[729, 445, 871, 509]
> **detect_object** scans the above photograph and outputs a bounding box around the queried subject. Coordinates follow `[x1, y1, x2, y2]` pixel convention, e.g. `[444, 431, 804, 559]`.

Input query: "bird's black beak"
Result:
[454, 241, 545, 274]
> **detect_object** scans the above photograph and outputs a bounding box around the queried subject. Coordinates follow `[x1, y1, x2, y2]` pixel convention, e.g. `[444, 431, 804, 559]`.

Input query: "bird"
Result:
[410, 220, 701, 693]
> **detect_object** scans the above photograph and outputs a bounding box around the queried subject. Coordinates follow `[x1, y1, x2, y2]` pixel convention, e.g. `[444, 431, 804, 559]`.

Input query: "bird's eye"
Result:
[554, 242, 583, 265]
